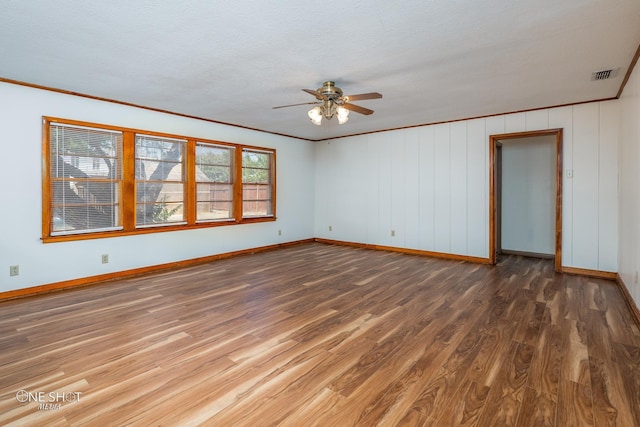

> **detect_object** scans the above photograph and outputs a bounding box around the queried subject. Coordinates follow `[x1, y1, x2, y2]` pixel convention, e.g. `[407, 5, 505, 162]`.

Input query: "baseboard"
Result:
[616, 274, 640, 330]
[2, 237, 631, 313]
[0, 239, 315, 301]
[560, 266, 617, 280]
[314, 238, 493, 264]
[499, 249, 555, 259]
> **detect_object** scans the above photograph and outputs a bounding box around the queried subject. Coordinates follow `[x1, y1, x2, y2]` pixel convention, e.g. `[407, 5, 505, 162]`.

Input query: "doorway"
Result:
[489, 129, 563, 271]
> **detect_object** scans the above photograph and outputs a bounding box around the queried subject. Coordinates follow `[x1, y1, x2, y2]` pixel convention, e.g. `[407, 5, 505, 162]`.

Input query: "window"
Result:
[242, 149, 274, 218]
[135, 135, 186, 227]
[195, 143, 234, 222]
[48, 123, 122, 235]
[43, 118, 275, 241]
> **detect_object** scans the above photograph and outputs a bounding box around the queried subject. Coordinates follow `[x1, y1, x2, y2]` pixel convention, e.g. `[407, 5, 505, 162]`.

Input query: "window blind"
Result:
[49, 123, 122, 235]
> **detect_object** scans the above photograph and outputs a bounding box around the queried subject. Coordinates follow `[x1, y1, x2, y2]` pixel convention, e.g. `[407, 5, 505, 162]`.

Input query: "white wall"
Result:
[500, 136, 556, 255]
[315, 102, 619, 271]
[1, 79, 630, 295]
[0, 82, 316, 292]
[619, 61, 640, 308]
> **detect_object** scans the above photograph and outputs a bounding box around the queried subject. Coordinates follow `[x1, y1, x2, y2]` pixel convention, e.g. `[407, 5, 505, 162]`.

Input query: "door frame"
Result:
[489, 128, 563, 272]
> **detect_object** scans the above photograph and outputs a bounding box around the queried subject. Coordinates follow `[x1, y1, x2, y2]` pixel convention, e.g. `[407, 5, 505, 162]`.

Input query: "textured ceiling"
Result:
[1, 0, 639, 140]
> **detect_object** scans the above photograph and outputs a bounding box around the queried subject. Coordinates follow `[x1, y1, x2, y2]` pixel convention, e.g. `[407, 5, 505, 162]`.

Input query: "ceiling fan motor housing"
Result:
[318, 81, 343, 100]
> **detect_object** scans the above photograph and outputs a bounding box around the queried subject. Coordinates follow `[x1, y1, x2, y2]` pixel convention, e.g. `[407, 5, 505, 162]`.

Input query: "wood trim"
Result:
[616, 42, 640, 99]
[271, 150, 277, 219]
[489, 129, 563, 272]
[186, 139, 197, 224]
[489, 136, 496, 264]
[561, 266, 617, 280]
[233, 147, 243, 221]
[239, 148, 276, 220]
[313, 97, 617, 142]
[1, 78, 316, 141]
[41, 118, 51, 239]
[2, 236, 625, 305]
[0, 78, 620, 143]
[615, 273, 640, 329]
[122, 132, 136, 230]
[314, 238, 492, 264]
[40, 218, 274, 243]
[554, 129, 563, 272]
[318, 237, 617, 281]
[0, 239, 315, 302]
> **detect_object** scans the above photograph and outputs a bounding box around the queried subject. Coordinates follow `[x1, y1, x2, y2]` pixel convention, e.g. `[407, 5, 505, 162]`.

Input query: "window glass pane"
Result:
[49, 124, 122, 234]
[138, 160, 183, 182]
[242, 151, 270, 183]
[242, 149, 273, 218]
[196, 183, 233, 221]
[196, 144, 232, 166]
[196, 143, 234, 221]
[135, 135, 185, 226]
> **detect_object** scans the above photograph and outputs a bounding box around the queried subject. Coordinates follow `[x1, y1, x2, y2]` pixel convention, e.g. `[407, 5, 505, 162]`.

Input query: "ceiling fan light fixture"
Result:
[336, 106, 349, 124]
[277, 81, 381, 126]
[308, 106, 322, 125]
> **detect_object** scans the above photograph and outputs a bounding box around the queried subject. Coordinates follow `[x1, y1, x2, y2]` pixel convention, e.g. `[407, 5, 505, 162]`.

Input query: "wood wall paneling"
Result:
[571, 103, 601, 269]
[449, 121, 469, 255]
[366, 134, 383, 245]
[466, 119, 487, 258]
[313, 101, 618, 275]
[434, 123, 451, 253]
[598, 101, 620, 272]
[418, 125, 436, 251]
[404, 128, 421, 249]
[617, 63, 640, 310]
[391, 132, 407, 246]
[525, 109, 550, 131]
[336, 139, 368, 244]
[377, 133, 393, 247]
[505, 112, 526, 133]
[313, 142, 330, 238]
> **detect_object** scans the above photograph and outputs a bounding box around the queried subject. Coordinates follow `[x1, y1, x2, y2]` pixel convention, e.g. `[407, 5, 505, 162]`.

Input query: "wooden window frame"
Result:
[194, 141, 236, 223]
[42, 117, 276, 243]
[241, 148, 276, 219]
[134, 134, 188, 228]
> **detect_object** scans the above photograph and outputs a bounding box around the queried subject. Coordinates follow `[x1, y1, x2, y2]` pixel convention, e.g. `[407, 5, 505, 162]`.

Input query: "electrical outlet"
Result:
[101, 254, 109, 264]
[9, 265, 19, 277]
[391, 230, 396, 237]
[278, 229, 282, 236]
[329, 225, 333, 231]
[566, 169, 573, 178]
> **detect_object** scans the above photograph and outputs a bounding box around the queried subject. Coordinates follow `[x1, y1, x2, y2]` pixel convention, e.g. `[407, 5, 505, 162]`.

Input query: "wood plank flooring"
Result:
[1, 242, 639, 426]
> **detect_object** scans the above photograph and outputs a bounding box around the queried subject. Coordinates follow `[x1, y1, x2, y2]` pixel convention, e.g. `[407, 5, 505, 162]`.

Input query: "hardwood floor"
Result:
[1, 242, 639, 426]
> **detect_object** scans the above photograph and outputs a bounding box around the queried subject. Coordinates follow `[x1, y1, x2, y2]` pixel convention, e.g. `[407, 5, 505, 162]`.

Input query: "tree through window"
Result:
[135, 135, 186, 226]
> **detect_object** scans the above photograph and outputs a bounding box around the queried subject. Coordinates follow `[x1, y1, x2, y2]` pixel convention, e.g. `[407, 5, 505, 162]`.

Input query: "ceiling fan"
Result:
[273, 81, 382, 125]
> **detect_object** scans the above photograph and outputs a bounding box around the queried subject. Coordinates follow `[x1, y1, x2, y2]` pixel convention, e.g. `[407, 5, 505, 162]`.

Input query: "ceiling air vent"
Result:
[591, 68, 619, 81]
